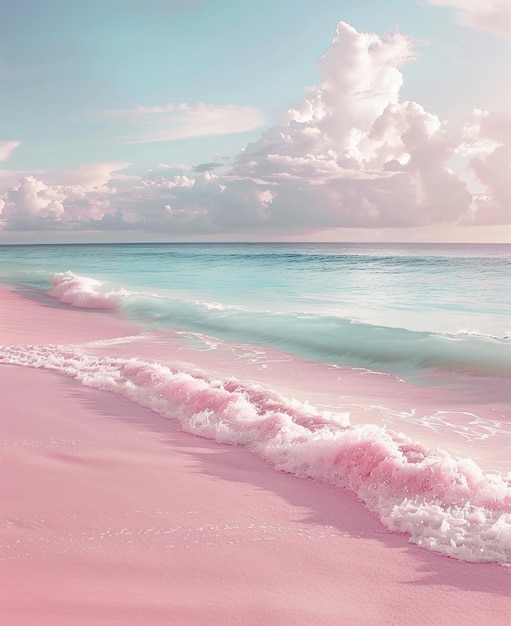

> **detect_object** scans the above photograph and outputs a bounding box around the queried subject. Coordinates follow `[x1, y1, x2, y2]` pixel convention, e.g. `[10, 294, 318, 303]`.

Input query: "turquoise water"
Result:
[2, 242, 510, 331]
[2, 242, 511, 381]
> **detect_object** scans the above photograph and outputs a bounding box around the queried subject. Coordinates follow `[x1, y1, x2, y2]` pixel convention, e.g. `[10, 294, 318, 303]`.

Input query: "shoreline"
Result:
[0, 283, 140, 346]
[1, 283, 511, 624]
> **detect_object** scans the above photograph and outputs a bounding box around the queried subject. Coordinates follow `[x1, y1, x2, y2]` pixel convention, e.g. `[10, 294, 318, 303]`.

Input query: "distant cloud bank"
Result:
[1, 21, 511, 235]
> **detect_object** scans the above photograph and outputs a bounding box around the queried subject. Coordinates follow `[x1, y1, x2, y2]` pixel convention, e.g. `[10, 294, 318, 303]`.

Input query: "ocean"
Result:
[1, 242, 511, 565]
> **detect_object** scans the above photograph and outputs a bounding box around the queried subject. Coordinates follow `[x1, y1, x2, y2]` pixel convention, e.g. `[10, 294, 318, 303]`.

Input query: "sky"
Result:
[1, 0, 511, 243]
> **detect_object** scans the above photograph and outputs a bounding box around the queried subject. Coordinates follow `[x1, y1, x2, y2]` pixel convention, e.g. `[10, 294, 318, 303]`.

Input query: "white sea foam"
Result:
[48, 272, 127, 309]
[444, 327, 511, 340]
[1, 343, 510, 565]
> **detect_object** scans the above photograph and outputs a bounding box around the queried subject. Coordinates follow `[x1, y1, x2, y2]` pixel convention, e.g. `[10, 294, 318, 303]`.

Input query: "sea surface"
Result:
[1, 242, 511, 564]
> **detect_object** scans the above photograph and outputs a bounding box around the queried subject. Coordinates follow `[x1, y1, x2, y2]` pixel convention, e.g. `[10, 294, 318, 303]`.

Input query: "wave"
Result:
[1, 343, 510, 565]
[48, 272, 127, 309]
[7, 270, 511, 380]
[40, 272, 511, 380]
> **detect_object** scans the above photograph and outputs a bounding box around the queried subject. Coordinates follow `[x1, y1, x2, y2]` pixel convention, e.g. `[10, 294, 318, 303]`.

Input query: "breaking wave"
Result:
[1, 343, 510, 565]
[48, 272, 127, 309]
[45, 272, 511, 381]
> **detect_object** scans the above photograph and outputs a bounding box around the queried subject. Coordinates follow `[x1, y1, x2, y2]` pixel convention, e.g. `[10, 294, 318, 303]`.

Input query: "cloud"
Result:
[98, 22, 473, 233]
[156, 162, 192, 170]
[0, 176, 66, 229]
[464, 110, 511, 224]
[0, 141, 20, 162]
[41, 162, 131, 187]
[223, 22, 471, 230]
[99, 103, 265, 143]
[193, 162, 223, 172]
[0, 163, 134, 230]
[1, 21, 509, 235]
[424, 0, 511, 37]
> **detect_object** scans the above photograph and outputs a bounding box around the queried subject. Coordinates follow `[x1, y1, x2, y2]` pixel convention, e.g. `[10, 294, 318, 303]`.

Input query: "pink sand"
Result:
[0, 284, 139, 345]
[1, 285, 510, 624]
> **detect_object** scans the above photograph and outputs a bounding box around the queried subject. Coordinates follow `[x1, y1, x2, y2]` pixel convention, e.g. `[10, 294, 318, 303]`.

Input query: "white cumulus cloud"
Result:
[226, 22, 470, 229]
[0, 163, 136, 230]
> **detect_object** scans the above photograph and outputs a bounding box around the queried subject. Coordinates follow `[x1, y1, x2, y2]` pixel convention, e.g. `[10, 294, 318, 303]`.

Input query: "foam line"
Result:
[1, 343, 510, 565]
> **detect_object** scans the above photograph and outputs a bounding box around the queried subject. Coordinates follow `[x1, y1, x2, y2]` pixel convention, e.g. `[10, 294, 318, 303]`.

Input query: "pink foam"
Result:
[91, 327, 511, 474]
[3, 342, 509, 562]
[2, 365, 511, 625]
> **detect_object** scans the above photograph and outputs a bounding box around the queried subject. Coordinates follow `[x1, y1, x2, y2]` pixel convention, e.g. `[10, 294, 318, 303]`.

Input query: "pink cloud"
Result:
[41, 162, 131, 188]
[1, 21, 509, 235]
[424, 0, 511, 37]
[0, 163, 133, 230]
[1, 176, 66, 228]
[99, 102, 265, 143]
[226, 22, 470, 229]
[464, 110, 511, 224]
[0, 141, 20, 162]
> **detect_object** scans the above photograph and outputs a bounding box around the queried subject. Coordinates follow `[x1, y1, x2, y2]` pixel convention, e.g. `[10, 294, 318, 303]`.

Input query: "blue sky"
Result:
[1, 0, 511, 241]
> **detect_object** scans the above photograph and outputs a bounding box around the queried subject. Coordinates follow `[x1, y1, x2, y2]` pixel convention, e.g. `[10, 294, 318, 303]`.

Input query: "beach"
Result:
[3, 0, 511, 619]
[1, 283, 510, 625]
